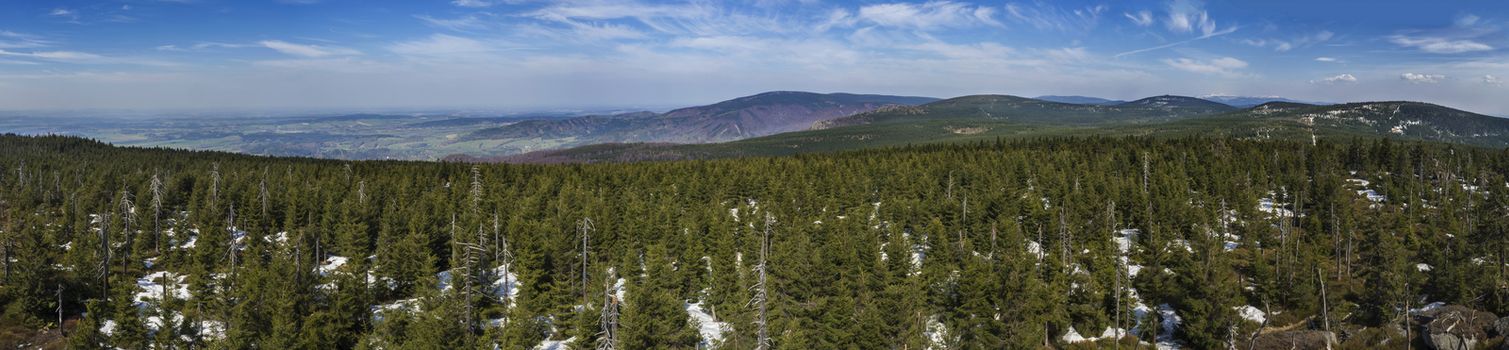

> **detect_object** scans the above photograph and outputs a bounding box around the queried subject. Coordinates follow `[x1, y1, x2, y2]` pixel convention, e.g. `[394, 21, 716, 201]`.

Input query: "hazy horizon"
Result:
[2, 0, 1507, 115]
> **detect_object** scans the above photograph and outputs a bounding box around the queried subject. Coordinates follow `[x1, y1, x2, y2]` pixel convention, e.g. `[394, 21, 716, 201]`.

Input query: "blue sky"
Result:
[2, 0, 1507, 115]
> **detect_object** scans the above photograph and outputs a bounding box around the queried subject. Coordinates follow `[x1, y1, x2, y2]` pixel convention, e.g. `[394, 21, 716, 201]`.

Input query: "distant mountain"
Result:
[465, 91, 937, 144]
[1034, 95, 1125, 105]
[1217, 101, 1509, 146]
[1201, 95, 1325, 108]
[815, 94, 1236, 129]
[478, 99, 1509, 164]
[1116, 95, 1236, 111]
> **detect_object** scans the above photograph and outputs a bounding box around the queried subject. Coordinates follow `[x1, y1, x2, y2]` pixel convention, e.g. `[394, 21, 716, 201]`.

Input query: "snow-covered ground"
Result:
[1257, 195, 1295, 218]
[1234, 305, 1266, 324]
[1156, 304, 1182, 350]
[133, 271, 190, 307]
[685, 301, 729, 348]
[1062, 325, 1132, 344]
[534, 337, 576, 350]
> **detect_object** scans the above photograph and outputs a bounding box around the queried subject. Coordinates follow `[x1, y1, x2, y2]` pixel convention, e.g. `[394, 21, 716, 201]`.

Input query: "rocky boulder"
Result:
[1242, 330, 1336, 350]
[1495, 316, 1509, 337]
[1415, 305, 1498, 350]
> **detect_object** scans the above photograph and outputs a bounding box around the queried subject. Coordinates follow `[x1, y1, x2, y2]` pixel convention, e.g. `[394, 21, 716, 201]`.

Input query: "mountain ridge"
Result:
[472, 99, 1509, 163]
[464, 91, 938, 145]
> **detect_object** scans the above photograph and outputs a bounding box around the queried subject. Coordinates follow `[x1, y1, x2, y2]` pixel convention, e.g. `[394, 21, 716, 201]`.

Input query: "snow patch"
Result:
[686, 301, 728, 348]
[134, 271, 190, 307]
[1235, 305, 1266, 324]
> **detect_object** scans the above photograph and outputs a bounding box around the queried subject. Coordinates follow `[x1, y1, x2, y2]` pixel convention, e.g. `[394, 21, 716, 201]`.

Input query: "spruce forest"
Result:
[2, 134, 1508, 349]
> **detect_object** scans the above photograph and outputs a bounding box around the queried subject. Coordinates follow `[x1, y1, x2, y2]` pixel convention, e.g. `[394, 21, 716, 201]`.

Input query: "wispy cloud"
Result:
[1389, 35, 1493, 54]
[416, 14, 494, 31]
[1314, 57, 1342, 63]
[0, 31, 52, 49]
[1309, 73, 1356, 84]
[1114, 25, 1237, 57]
[856, 1, 1001, 30]
[1162, 56, 1247, 75]
[259, 40, 361, 58]
[1485, 74, 1503, 86]
[1164, 0, 1218, 35]
[1114, 0, 1237, 57]
[156, 42, 255, 52]
[388, 34, 503, 60]
[0, 49, 102, 61]
[1401, 72, 1446, 84]
[1454, 14, 1481, 28]
[1003, 2, 1104, 32]
[1124, 10, 1153, 27]
[1244, 30, 1333, 52]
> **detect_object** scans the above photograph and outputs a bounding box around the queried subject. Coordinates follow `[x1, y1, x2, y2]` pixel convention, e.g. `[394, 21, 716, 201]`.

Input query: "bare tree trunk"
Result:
[151, 174, 163, 255]
[752, 213, 774, 350]
[580, 218, 593, 308]
[100, 212, 111, 300]
[1315, 268, 1327, 333]
[597, 269, 620, 350]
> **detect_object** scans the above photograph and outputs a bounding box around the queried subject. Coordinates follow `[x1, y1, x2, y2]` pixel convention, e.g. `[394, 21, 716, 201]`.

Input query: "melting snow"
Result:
[1409, 301, 1446, 315]
[535, 337, 576, 350]
[316, 256, 348, 276]
[1156, 304, 1182, 349]
[134, 271, 191, 306]
[686, 301, 729, 348]
[1234, 305, 1266, 324]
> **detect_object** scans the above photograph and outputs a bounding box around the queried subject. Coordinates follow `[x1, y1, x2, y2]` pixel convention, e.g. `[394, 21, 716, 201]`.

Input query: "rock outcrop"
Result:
[1414, 305, 1498, 350]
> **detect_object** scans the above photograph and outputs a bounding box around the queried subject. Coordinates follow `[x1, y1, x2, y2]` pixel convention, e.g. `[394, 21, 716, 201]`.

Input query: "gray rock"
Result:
[1418, 305, 1498, 350]
[1243, 330, 1335, 350]
[1427, 332, 1476, 350]
[1495, 316, 1509, 337]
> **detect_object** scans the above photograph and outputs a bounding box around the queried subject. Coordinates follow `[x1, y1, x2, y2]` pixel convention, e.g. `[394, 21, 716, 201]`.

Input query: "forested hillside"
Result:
[2, 134, 1508, 349]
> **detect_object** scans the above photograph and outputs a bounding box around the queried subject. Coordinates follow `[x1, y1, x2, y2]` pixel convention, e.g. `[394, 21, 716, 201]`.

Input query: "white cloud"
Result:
[1124, 10, 1153, 27]
[1114, 25, 1238, 57]
[1244, 31, 1332, 52]
[1454, 14, 1480, 28]
[1162, 56, 1247, 75]
[857, 1, 998, 30]
[1314, 57, 1340, 63]
[388, 34, 500, 60]
[0, 31, 51, 49]
[49, 8, 77, 18]
[453, 0, 541, 7]
[259, 40, 360, 58]
[815, 9, 856, 32]
[1164, 0, 1218, 36]
[1400, 73, 1446, 84]
[1003, 3, 1104, 32]
[1310, 73, 1356, 84]
[416, 14, 492, 31]
[0, 49, 101, 61]
[1389, 35, 1493, 54]
[1485, 75, 1503, 86]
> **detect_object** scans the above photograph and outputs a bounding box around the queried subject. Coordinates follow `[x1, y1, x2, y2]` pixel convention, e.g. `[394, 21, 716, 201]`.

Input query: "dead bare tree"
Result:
[258, 169, 269, 218]
[750, 213, 775, 350]
[98, 211, 111, 300]
[596, 269, 621, 350]
[119, 190, 135, 272]
[1108, 201, 1122, 349]
[494, 213, 514, 310]
[210, 163, 221, 209]
[580, 218, 594, 308]
[150, 173, 164, 254]
[470, 166, 483, 214]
